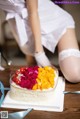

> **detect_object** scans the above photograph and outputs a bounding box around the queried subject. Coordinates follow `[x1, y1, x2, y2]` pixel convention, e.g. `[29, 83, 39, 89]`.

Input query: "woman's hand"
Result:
[34, 51, 52, 67]
[26, 0, 43, 53]
[34, 51, 58, 73]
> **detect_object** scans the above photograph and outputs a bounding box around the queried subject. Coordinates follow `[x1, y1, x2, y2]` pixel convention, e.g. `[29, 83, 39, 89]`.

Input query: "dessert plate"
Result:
[1, 77, 65, 112]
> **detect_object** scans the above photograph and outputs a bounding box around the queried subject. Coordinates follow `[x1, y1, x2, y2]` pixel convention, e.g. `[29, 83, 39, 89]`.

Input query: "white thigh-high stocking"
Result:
[34, 52, 52, 67]
[59, 49, 80, 82]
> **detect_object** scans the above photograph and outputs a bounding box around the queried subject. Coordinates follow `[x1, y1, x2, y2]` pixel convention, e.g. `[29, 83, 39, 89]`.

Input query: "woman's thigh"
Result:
[8, 19, 20, 44]
[8, 19, 36, 65]
[57, 28, 80, 83]
[58, 28, 79, 52]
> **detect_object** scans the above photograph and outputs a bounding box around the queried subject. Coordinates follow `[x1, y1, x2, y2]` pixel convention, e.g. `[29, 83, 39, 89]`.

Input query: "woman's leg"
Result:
[58, 28, 80, 83]
[25, 55, 36, 66]
[8, 19, 36, 66]
[8, 19, 51, 67]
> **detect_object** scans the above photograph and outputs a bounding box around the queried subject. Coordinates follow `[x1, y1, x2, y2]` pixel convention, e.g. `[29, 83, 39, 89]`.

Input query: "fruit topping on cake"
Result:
[12, 66, 56, 90]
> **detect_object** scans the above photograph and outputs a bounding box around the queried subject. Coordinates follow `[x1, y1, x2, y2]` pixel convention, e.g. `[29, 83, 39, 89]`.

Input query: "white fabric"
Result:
[59, 49, 80, 62]
[0, 0, 75, 55]
[34, 52, 51, 67]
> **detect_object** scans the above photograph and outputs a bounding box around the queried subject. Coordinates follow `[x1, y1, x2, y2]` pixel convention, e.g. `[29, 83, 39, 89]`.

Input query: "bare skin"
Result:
[8, 0, 44, 66]
[8, 0, 80, 82]
[26, 0, 80, 82]
[26, 0, 43, 53]
[58, 28, 80, 83]
[58, 29, 79, 52]
[8, 18, 36, 66]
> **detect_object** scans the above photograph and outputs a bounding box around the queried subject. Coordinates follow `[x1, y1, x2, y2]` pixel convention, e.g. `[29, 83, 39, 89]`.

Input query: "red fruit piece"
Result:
[16, 70, 20, 75]
[13, 77, 21, 85]
[20, 76, 25, 81]
[19, 79, 31, 88]
[31, 78, 37, 85]
[20, 67, 26, 73]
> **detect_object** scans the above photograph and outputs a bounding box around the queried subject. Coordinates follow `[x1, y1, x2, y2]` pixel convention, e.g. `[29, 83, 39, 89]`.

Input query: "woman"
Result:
[0, 0, 80, 83]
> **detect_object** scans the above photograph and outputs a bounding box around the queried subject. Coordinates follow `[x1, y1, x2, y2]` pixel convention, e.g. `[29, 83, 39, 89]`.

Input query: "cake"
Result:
[9, 66, 58, 102]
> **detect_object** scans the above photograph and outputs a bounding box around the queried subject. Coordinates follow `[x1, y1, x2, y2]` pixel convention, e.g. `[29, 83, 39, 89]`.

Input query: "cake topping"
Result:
[12, 66, 56, 90]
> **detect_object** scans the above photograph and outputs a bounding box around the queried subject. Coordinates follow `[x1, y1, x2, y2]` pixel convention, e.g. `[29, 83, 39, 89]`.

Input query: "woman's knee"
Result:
[60, 64, 80, 83]
[67, 67, 80, 83]
[58, 49, 80, 83]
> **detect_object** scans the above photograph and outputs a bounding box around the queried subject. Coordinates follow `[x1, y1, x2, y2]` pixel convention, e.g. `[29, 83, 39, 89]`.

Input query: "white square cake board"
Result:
[1, 77, 65, 112]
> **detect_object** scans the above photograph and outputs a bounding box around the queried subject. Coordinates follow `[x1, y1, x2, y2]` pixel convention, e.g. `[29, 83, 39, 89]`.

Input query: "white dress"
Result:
[0, 0, 75, 56]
